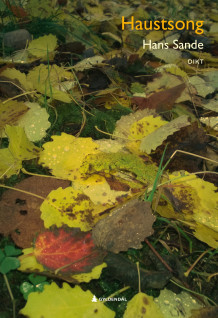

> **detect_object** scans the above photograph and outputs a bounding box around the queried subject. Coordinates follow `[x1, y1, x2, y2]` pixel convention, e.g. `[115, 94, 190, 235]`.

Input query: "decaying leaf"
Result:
[40, 186, 111, 231]
[72, 174, 130, 205]
[0, 176, 70, 248]
[124, 292, 164, 318]
[189, 76, 215, 97]
[140, 115, 191, 154]
[20, 282, 115, 318]
[155, 171, 218, 247]
[132, 83, 186, 112]
[190, 306, 218, 318]
[151, 122, 209, 173]
[0, 100, 29, 131]
[92, 199, 155, 253]
[80, 152, 157, 185]
[105, 253, 172, 290]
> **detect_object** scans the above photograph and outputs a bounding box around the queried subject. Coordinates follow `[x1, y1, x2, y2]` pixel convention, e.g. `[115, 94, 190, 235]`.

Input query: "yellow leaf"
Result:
[5, 125, 40, 161]
[158, 64, 188, 78]
[27, 64, 74, 87]
[192, 224, 218, 249]
[72, 175, 129, 205]
[28, 34, 57, 58]
[0, 148, 21, 179]
[73, 263, 107, 283]
[155, 172, 218, 247]
[0, 68, 33, 90]
[20, 282, 115, 318]
[127, 115, 167, 152]
[39, 133, 100, 181]
[19, 248, 107, 283]
[124, 292, 164, 318]
[18, 248, 44, 272]
[36, 83, 72, 103]
[40, 187, 110, 231]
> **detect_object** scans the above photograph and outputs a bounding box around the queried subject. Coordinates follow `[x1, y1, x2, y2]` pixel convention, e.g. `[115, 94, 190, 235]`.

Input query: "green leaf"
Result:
[0, 250, 5, 262]
[20, 282, 115, 318]
[20, 281, 35, 300]
[0, 257, 20, 274]
[4, 245, 22, 256]
[28, 274, 47, 285]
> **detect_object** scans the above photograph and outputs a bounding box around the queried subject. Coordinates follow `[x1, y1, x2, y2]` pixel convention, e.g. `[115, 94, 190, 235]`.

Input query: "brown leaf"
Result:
[151, 122, 209, 173]
[0, 176, 70, 248]
[132, 83, 186, 112]
[92, 199, 156, 253]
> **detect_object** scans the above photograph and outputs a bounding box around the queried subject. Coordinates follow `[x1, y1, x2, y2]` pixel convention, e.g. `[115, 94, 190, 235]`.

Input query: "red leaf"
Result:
[131, 83, 186, 112]
[34, 227, 106, 273]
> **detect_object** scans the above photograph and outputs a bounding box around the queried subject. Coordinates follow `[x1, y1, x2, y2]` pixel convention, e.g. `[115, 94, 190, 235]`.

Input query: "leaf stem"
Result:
[3, 274, 16, 318]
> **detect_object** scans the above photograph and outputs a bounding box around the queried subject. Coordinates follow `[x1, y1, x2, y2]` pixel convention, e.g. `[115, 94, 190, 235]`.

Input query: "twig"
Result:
[144, 238, 174, 273]
[185, 248, 213, 277]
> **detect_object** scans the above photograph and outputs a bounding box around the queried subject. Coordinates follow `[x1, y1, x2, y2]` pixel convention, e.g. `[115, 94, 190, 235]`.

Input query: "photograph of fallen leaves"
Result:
[0, 0, 217, 317]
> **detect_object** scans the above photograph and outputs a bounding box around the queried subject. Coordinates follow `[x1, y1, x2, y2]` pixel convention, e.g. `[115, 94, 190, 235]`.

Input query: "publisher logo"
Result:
[91, 295, 127, 302]
[92, 295, 98, 302]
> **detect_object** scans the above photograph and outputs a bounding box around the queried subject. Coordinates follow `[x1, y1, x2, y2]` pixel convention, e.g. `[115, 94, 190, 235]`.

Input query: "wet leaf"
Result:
[154, 289, 202, 318]
[39, 133, 99, 181]
[17, 102, 51, 141]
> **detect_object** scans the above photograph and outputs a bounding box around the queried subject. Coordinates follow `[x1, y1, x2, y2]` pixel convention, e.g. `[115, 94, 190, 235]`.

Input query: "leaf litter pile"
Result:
[0, 0, 218, 317]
